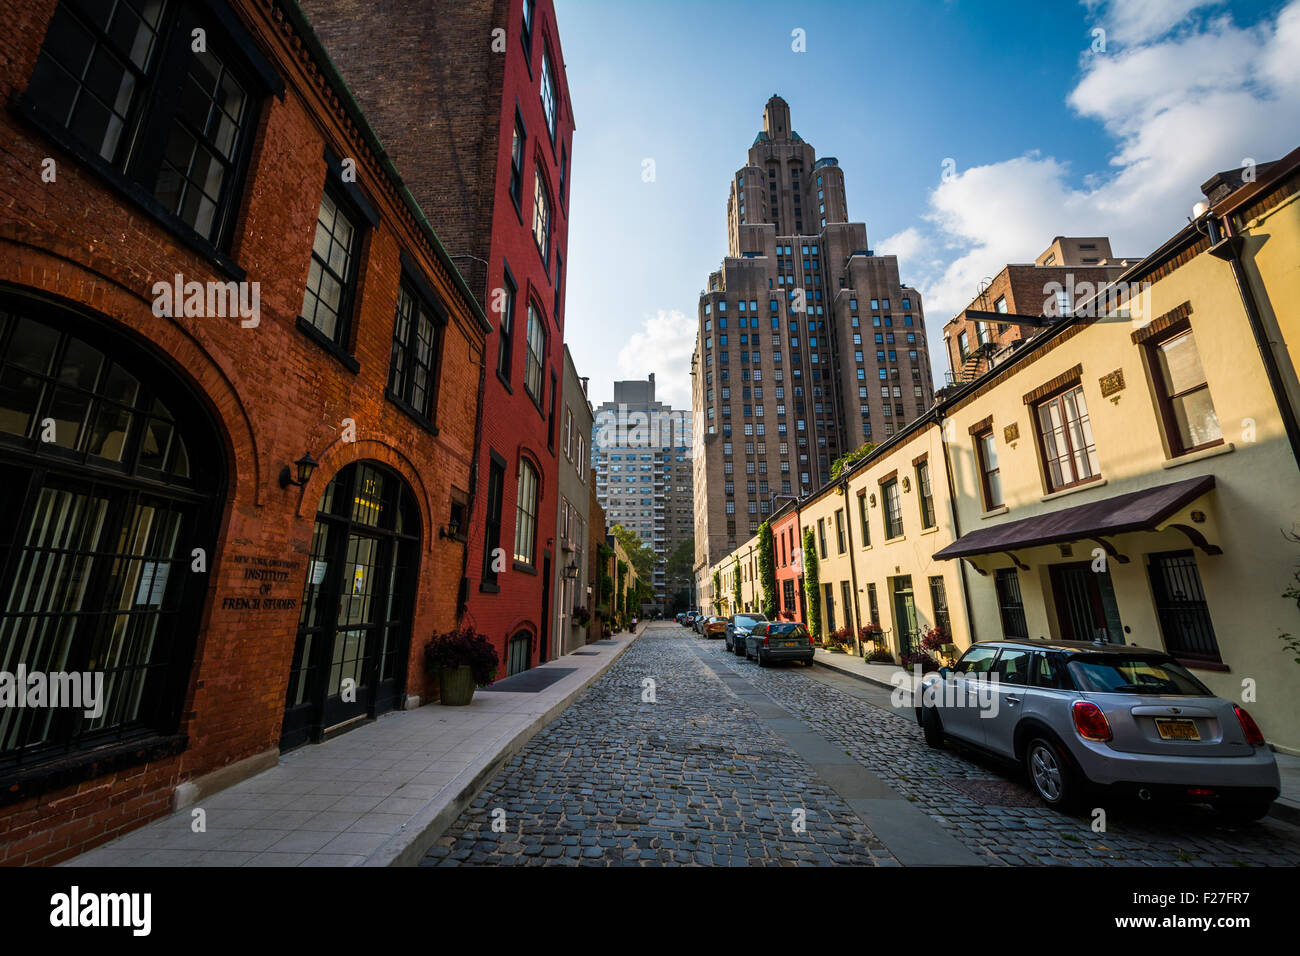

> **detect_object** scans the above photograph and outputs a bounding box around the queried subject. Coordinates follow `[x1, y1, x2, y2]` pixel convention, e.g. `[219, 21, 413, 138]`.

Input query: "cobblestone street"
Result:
[424, 624, 1300, 867]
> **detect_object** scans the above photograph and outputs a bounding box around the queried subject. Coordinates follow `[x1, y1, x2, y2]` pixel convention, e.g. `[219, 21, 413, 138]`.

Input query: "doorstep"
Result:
[64, 626, 645, 868]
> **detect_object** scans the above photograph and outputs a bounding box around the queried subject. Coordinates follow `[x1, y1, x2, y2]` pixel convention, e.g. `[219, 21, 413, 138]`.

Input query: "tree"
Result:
[757, 521, 777, 619]
[666, 536, 695, 580]
[610, 524, 654, 581]
[830, 442, 877, 480]
[712, 569, 723, 614]
[731, 557, 742, 613]
[803, 526, 822, 640]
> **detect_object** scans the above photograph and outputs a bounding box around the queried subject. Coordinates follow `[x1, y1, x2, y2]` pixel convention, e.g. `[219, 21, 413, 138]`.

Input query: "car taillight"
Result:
[1234, 705, 1265, 746]
[763, 634, 770, 645]
[1071, 701, 1112, 741]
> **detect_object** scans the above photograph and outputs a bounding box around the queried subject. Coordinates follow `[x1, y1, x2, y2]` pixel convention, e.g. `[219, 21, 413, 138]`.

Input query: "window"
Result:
[497, 267, 516, 381]
[540, 48, 558, 141]
[882, 478, 902, 539]
[386, 279, 444, 425]
[1035, 384, 1099, 492]
[928, 576, 949, 632]
[482, 455, 506, 588]
[975, 429, 1002, 509]
[520, 0, 534, 59]
[564, 407, 574, 459]
[1149, 327, 1222, 455]
[915, 459, 935, 529]
[301, 186, 360, 348]
[995, 568, 1028, 639]
[857, 492, 870, 546]
[23, 0, 261, 249]
[514, 459, 539, 565]
[817, 518, 827, 558]
[524, 304, 546, 405]
[532, 165, 551, 263]
[1148, 551, 1221, 661]
[834, 509, 846, 553]
[509, 114, 526, 207]
[0, 304, 221, 770]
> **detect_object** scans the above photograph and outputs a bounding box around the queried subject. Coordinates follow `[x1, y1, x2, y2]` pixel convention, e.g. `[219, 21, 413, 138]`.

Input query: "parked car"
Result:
[682, 612, 696, 629]
[724, 613, 768, 655]
[695, 614, 709, 635]
[745, 621, 815, 667]
[914, 639, 1280, 820]
[704, 617, 727, 639]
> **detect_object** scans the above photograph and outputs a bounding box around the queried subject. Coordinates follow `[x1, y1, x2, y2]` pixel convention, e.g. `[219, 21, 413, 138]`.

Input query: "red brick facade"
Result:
[302, 0, 576, 671]
[0, 0, 487, 863]
[770, 508, 805, 624]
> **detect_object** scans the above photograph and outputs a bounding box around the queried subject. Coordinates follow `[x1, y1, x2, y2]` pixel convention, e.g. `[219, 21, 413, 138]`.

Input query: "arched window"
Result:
[0, 299, 223, 773]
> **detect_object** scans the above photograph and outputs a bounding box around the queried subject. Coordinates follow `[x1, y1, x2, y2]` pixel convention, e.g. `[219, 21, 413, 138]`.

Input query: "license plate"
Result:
[782, 641, 798, 648]
[1155, 718, 1200, 741]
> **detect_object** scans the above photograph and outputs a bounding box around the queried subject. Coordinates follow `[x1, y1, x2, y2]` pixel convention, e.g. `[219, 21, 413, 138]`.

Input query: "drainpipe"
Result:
[1207, 215, 1300, 471]
[937, 411, 979, 650]
[451, 254, 491, 626]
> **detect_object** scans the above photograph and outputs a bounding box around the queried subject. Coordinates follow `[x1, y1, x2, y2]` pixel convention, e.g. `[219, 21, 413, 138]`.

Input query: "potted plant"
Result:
[859, 623, 883, 659]
[424, 627, 499, 706]
[572, 605, 591, 627]
[827, 625, 852, 653]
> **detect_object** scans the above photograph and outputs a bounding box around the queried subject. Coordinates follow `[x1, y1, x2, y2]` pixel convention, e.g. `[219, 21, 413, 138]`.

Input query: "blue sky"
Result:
[553, 0, 1297, 409]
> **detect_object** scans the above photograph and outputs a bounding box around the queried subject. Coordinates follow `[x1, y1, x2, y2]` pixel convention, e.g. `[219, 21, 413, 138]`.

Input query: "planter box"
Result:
[439, 665, 476, 706]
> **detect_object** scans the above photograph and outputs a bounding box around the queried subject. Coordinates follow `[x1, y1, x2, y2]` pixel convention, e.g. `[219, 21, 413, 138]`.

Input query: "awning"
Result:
[934, 474, 1216, 561]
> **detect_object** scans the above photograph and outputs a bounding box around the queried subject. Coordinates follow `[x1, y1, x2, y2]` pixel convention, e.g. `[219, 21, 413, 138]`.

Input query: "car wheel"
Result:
[757, 651, 769, 668]
[921, 707, 944, 749]
[1219, 801, 1271, 823]
[1024, 736, 1080, 811]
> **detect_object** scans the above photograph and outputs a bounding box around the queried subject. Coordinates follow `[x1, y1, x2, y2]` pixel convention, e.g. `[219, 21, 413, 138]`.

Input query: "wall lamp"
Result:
[439, 517, 462, 540]
[279, 452, 318, 489]
[563, 560, 580, 580]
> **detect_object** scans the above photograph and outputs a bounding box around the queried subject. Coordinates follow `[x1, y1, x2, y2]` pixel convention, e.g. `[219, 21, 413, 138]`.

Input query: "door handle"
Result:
[1006, 695, 1021, 705]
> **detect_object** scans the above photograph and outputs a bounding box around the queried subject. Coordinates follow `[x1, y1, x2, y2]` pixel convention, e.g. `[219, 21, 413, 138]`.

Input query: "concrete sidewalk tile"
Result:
[267, 830, 338, 854]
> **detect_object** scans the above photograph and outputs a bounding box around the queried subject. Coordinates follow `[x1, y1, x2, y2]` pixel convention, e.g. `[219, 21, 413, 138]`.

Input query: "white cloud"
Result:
[908, 0, 1300, 372]
[616, 309, 697, 408]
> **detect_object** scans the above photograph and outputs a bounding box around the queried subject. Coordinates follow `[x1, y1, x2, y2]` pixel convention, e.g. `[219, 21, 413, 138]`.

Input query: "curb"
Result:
[1268, 799, 1300, 828]
[812, 654, 904, 692]
[365, 624, 646, 867]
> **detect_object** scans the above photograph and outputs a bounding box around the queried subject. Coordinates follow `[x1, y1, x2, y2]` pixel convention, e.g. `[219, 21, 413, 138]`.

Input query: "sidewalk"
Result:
[66, 626, 645, 867]
[811, 646, 1300, 826]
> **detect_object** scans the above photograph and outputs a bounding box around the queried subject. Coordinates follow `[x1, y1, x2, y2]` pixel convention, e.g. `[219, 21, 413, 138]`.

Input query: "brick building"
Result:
[0, 0, 489, 863]
[940, 236, 1137, 386]
[693, 95, 936, 592]
[592, 375, 694, 609]
[301, 0, 576, 676]
[551, 345, 593, 656]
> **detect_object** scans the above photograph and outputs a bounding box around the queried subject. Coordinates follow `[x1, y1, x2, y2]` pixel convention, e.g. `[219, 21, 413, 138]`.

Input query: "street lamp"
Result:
[279, 452, 318, 489]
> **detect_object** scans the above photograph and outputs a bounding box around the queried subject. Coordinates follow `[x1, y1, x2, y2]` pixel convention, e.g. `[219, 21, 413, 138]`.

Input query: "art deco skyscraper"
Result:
[692, 96, 936, 573]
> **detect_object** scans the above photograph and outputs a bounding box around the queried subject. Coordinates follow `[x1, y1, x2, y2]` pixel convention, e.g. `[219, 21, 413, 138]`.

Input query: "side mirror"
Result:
[938, 666, 952, 679]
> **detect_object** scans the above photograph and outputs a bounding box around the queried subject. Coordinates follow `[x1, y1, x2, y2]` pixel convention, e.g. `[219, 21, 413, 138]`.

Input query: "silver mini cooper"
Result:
[914, 639, 1280, 820]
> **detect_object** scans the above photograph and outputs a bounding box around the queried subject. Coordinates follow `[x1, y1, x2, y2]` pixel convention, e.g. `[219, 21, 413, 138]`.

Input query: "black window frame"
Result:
[915, 458, 935, 529]
[16, 0, 281, 275]
[385, 253, 448, 432]
[480, 451, 507, 592]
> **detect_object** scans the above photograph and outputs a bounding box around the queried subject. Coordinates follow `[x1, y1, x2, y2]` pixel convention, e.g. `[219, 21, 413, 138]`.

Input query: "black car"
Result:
[724, 613, 768, 655]
[745, 621, 815, 667]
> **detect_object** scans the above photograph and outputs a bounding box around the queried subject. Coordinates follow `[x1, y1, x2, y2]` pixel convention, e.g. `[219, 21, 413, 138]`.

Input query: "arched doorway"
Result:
[506, 629, 532, 677]
[281, 462, 420, 749]
[0, 295, 224, 772]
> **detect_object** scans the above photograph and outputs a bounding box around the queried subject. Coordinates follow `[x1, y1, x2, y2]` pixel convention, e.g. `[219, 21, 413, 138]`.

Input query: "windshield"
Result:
[734, 615, 765, 627]
[1068, 655, 1213, 696]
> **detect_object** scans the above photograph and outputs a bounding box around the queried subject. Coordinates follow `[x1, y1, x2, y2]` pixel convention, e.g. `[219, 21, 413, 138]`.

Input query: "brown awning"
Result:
[934, 474, 1215, 560]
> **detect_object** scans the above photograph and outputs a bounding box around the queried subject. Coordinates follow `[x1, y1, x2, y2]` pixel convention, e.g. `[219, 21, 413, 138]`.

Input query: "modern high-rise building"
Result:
[692, 95, 936, 574]
[593, 375, 694, 608]
[303, 0, 575, 673]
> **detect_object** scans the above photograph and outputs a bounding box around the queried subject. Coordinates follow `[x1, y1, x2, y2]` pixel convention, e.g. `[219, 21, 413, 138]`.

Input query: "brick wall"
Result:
[0, 0, 484, 864]
[302, 0, 576, 670]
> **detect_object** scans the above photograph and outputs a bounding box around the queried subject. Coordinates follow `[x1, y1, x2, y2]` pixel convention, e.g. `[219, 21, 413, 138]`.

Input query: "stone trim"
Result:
[1022, 364, 1084, 406]
[968, 415, 994, 436]
[1131, 301, 1193, 345]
